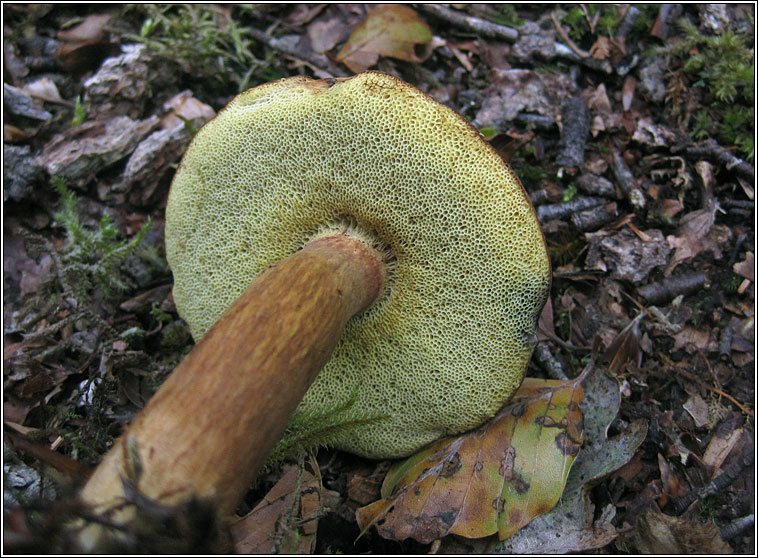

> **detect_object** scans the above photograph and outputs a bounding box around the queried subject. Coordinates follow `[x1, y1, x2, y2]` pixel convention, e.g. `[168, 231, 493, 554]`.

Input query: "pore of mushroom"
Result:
[78, 71, 550, 542]
[166, 72, 550, 459]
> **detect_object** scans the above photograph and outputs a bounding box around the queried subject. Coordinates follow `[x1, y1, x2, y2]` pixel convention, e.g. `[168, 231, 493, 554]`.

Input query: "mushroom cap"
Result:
[165, 72, 550, 459]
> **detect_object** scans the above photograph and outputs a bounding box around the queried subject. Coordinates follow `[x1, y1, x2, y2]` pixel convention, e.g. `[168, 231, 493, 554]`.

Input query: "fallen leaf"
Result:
[231, 461, 336, 554]
[659, 198, 684, 219]
[656, 453, 687, 506]
[336, 5, 432, 73]
[733, 251, 754, 282]
[622, 76, 637, 111]
[160, 91, 216, 131]
[627, 506, 732, 554]
[347, 463, 390, 505]
[58, 13, 111, 43]
[356, 375, 585, 544]
[602, 312, 644, 375]
[589, 36, 611, 59]
[286, 3, 327, 27]
[491, 368, 648, 554]
[665, 203, 732, 276]
[703, 427, 744, 473]
[57, 14, 119, 74]
[672, 325, 719, 354]
[683, 394, 711, 428]
[307, 18, 348, 54]
[585, 83, 612, 113]
[22, 78, 66, 105]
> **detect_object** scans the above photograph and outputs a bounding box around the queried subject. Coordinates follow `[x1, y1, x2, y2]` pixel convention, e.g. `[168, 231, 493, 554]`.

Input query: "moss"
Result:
[71, 96, 87, 127]
[474, 4, 524, 28]
[664, 18, 754, 160]
[125, 4, 268, 94]
[562, 183, 578, 202]
[52, 177, 152, 300]
[560, 5, 620, 45]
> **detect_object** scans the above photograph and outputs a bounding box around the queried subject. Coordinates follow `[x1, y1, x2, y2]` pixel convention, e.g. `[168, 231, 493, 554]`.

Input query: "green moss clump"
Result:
[665, 18, 754, 160]
[52, 177, 151, 300]
[126, 4, 266, 94]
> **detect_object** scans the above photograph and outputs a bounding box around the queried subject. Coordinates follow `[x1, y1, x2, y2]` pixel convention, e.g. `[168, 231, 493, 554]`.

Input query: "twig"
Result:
[550, 11, 590, 58]
[613, 149, 646, 210]
[680, 139, 755, 183]
[533, 341, 569, 380]
[615, 5, 641, 41]
[538, 327, 591, 353]
[660, 353, 753, 417]
[718, 319, 735, 362]
[674, 450, 754, 515]
[556, 96, 589, 168]
[571, 202, 618, 232]
[247, 27, 348, 77]
[415, 4, 519, 42]
[720, 514, 754, 540]
[536, 195, 604, 223]
[637, 271, 706, 305]
[722, 199, 754, 211]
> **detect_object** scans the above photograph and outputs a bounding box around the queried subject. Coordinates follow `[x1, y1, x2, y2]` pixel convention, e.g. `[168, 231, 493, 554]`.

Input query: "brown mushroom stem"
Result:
[79, 233, 384, 538]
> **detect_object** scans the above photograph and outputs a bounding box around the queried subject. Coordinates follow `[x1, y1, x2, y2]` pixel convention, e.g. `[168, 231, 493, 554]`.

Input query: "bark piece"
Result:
[4, 144, 42, 202]
[83, 44, 152, 119]
[37, 115, 160, 188]
[585, 228, 670, 283]
[556, 97, 589, 168]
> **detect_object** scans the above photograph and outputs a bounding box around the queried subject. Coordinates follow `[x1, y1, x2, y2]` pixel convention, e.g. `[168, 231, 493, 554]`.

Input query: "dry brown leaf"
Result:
[665, 198, 732, 276]
[286, 3, 327, 27]
[336, 5, 432, 73]
[589, 36, 611, 59]
[733, 251, 754, 282]
[602, 313, 644, 375]
[682, 394, 711, 428]
[231, 462, 334, 554]
[57, 13, 119, 73]
[585, 83, 612, 113]
[703, 427, 745, 473]
[628, 506, 732, 554]
[307, 18, 348, 54]
[58, 14, 111, 43]
[659, 198, 684, 219]
[622, 76, 637, 111]
[671, 325, 719, 354]
[22, 78, 65, 105]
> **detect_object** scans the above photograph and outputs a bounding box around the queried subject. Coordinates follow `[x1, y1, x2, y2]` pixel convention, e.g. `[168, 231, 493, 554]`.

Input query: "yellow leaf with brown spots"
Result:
[356, 376, 584, 543]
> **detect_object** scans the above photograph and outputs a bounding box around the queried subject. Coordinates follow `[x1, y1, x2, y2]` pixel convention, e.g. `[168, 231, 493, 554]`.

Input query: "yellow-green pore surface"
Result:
[165, 72, 550, 459]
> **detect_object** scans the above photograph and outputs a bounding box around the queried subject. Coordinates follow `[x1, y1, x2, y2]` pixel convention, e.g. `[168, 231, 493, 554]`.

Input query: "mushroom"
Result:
[79, 72, 550, 543]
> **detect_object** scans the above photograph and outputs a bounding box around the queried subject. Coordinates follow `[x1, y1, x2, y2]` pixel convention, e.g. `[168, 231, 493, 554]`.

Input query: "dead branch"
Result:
[680, 139, 755, 183]
[571, 202, 618, 232]
[533, 341, 569, 380]
[537, 196, 604, 223]
[674, 450, 754, 515]
[637, 271, 705, 305]
[416, 4, 518, 42]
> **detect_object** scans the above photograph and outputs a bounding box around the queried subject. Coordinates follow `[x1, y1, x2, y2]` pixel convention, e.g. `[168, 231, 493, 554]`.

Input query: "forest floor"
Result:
[3, 4, 754, 554]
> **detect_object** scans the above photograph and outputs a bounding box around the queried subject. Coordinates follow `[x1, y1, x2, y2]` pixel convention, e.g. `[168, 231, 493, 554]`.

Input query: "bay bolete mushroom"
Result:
[79, 71, 550, 539]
